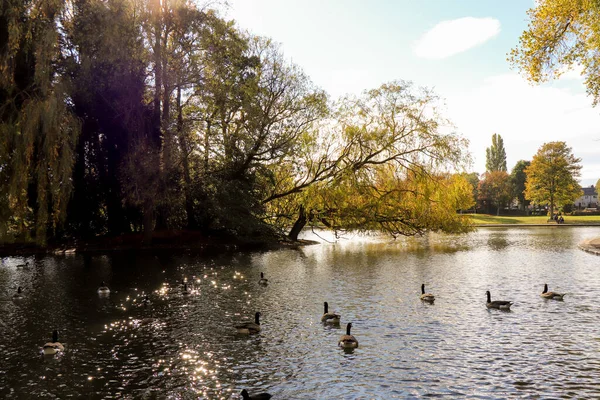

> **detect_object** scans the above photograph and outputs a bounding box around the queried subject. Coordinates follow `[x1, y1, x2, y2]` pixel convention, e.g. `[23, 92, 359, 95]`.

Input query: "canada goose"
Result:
[258, 272, 268, 285]
[486, 290, 513, 310]
[235, 312, 261, 334]
[182, 283, 191, 295]
[16, 261, 29, 268]
[321, 302, 341, 323]
[43, 330, 64, 355]
[97, 281, 110, 295]
[13, 286, 24, 300]
[541, 284, 565, 300]
[240, 389, 272, 400]
[420, 284, 435, 302]
[142, 294, 151, 306]
[338, 322, 359, 348]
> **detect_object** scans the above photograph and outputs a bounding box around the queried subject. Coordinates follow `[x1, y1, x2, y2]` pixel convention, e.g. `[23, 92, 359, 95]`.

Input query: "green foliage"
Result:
[525, 141, 582, 217]
[561, 203, 574, 214]
[265, 82, 473, 238]
[0, 1, 80, 245]
[1, 0, 476, 245]
[510, 160, 531, 211]
[510, 0, 600, 105]
[485, 133, 507, 172]
[461, 172, 480, 210]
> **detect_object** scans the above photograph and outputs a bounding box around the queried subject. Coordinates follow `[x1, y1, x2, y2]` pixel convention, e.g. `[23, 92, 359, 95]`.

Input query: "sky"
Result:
[226, 0, 600, 186]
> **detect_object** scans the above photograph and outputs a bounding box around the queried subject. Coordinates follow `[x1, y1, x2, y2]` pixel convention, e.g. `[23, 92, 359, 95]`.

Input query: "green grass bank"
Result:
[466, 214, 600, 225]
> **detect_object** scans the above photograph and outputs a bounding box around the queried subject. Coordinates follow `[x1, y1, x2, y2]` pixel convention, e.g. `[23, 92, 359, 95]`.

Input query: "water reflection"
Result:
[1, 228, 600, 398]
[487, 231, 509, 250]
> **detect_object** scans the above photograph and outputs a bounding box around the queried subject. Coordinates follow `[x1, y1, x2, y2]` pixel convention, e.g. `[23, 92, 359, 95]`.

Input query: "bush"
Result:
[561, 203, 574, 214]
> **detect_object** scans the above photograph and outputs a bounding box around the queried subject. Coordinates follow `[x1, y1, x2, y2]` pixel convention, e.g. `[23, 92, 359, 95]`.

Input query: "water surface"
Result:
[1, 227, 600, 399]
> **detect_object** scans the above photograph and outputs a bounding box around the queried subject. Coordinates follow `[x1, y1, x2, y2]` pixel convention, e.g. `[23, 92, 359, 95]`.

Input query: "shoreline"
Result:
[473, 223, 600, 227]
[578, 238, 600, 255]
[4, 225, 600, 257]
[0, 230, 319, 257]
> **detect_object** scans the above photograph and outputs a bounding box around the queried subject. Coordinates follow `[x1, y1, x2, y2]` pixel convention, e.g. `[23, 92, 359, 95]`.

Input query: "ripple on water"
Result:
[2, 228, 600, 398]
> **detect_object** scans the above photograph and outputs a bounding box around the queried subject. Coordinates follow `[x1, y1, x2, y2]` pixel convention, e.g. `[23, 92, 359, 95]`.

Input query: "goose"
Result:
[541, 284, 565, 300]
[43, 330, 65, 355]
[182, 283, 191, 295]
[13, 286, 24, 300]
[97, 281, 110, 295]
[16, 261, 29, 268]
[321, 301, 341, 323]
[420, 284, 435, 303]
[338, 322, 359, 348]
[258, 272, 268, 285]
[142, 294, 151, 306]
[235, 312, 261, 334]
[240, 389, 272, 400]
[486, 290, 513, 310]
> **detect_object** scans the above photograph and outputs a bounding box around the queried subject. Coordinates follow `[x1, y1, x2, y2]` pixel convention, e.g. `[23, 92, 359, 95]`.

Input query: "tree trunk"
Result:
[204, 120, 211, 170]
[288, 205, 307, 241]
[152, 0, 162, 133]
[177, 86, 196, 229]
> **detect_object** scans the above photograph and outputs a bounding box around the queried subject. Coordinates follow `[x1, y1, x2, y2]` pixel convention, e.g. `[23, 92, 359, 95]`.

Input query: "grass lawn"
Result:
[465, 214, 600, 225]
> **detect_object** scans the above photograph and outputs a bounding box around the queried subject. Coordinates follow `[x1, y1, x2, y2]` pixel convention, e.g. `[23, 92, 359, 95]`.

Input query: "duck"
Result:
[235, 312, 261, 334]
[541, 284, 565, 300]
[420, 284, 435, 303]
[338, 322, 359, 348]
[258, 272, 268, 285]
[97, 281, 110, 295]
[240, 389, 272, 400]
[43, 330, 65, 355]
[16, 261, 29, 268]
[12, 286, 24, 300]
[321, 301, 341, 323]
[486, 290, 513, 310]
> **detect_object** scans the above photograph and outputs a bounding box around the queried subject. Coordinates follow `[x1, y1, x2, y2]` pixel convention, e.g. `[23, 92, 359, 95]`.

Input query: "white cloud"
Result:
[414, 17, 501, 59]
[444, 74, 600, 182]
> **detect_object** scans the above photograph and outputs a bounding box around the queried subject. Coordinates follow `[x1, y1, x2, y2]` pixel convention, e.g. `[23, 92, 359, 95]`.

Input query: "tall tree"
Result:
[510, 160, 531, 212]
[0, 0, 80, 244]
[263, 81, 472, 240]
[485, 133, 507, 172]
[478, 171, 512, 215]
[510, 0, 600, 105]
[65, 0, 149, 238]
[525, 142, 582, 218]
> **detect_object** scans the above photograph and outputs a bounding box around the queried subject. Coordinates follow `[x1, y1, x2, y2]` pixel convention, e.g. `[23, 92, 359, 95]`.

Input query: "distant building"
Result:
[575, 185, 598, 209]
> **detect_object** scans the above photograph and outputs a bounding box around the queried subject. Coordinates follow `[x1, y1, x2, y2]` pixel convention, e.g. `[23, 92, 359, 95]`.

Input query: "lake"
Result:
[1, 227, 600, 399]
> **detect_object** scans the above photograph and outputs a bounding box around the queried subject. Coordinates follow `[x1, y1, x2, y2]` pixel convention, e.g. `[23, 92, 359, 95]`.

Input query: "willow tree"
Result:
[525, 142, 582, 217]
[0, 1, 80, 244]
[510, 0, 600, 104]
[263, 81, 472, 240]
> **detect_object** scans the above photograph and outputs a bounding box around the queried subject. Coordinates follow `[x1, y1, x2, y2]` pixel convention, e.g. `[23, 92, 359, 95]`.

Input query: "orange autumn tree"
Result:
[478, 171, 512, 215]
